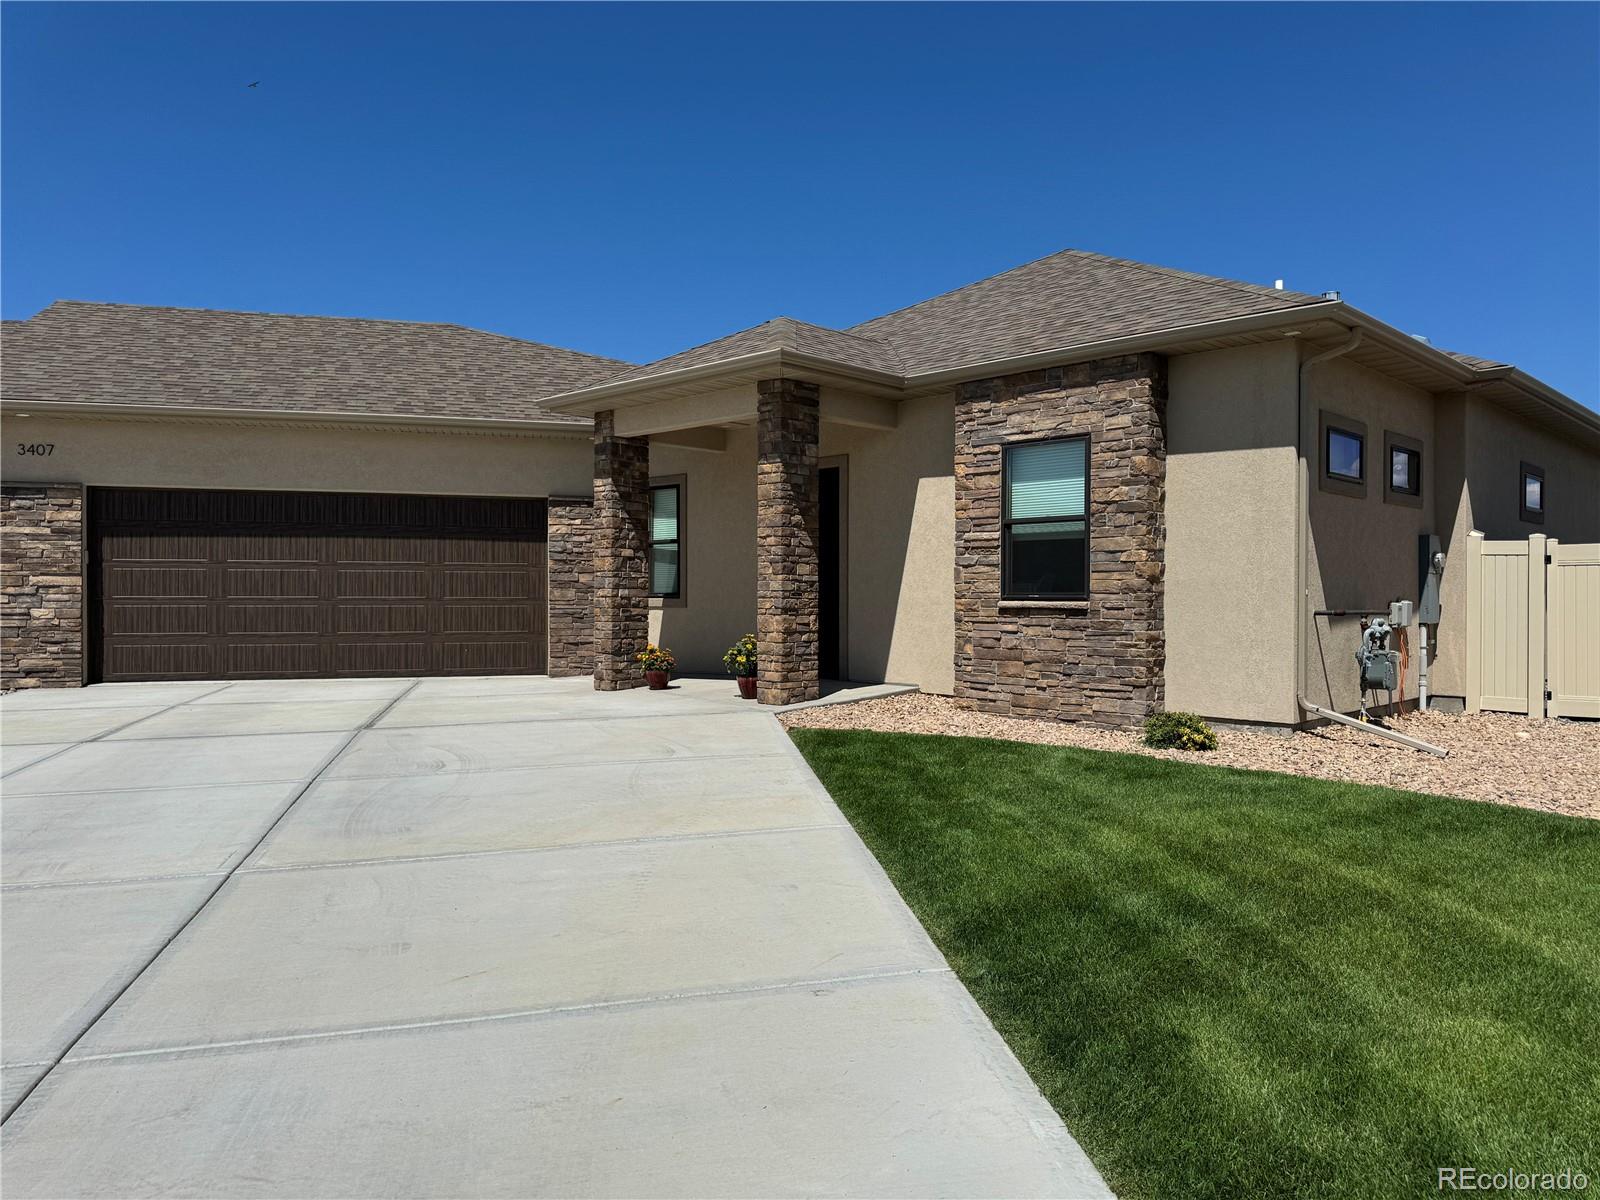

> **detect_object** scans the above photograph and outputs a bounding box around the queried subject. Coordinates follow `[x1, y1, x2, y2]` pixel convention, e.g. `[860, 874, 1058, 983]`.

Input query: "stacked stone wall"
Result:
[592, 413, 650, 691]
[2, 483, 85, 690]
[755, 379, 821, 706]
[954, 354, 1166, 728]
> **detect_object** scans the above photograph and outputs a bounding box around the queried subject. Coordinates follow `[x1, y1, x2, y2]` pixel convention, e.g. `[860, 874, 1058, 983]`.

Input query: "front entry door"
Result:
[819, 464, 844, 680]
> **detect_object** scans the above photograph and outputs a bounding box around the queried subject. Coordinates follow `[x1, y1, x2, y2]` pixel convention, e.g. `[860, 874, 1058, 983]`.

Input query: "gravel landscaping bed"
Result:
[781, 694, 1600, 820]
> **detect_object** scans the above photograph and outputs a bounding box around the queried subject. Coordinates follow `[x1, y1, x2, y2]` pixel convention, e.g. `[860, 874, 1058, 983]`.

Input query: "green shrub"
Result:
[1142, 710, 1218, 751]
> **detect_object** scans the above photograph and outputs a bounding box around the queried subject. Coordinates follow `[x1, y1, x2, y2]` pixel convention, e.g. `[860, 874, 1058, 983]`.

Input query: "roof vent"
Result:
[1322, 290, 1341, 301]
[1274, 279, 1285, 290]
[1410, 334, 1431, 345]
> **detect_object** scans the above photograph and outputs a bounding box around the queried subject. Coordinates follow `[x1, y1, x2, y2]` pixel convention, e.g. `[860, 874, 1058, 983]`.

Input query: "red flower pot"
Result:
[645, 670, 669, 690]
[737, 675, 758, 700]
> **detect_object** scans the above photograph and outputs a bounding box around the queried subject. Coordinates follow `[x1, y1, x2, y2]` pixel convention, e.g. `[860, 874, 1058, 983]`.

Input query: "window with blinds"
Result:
[1003, 437, 1089, 599]
[648, 484, 681, 598]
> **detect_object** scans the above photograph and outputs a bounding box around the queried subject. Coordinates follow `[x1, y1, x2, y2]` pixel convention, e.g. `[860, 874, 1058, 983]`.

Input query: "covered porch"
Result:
[540, 319, 953, 705]
[592, 375, 900, 706]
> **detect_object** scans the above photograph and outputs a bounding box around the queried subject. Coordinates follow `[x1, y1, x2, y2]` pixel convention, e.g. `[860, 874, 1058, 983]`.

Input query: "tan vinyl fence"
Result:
[1465, 532, 1600, 719]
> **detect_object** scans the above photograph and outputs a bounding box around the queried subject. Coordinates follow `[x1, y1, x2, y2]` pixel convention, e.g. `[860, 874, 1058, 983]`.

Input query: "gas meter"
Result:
[1357, 618, 1400, 694]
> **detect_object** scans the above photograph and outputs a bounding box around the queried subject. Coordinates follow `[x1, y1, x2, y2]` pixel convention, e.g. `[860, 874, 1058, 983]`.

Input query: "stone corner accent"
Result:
[591, 412, 649, 691]
[2, 482, 86, 690]
[954, 353, 1167, 729]
[546, 495, 595, 679]
[756, 378, 821, 706]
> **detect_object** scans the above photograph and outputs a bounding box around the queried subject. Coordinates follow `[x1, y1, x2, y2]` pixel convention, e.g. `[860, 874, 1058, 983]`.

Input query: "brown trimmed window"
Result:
[1520, 463, 1545, 524]
[648, 483, 681, 597]
[1390, 446, 1419, 495]
[1002, 437, 1089, 600]
[1319, 411, 1368, 500]
[1326, 426, 1365, 483]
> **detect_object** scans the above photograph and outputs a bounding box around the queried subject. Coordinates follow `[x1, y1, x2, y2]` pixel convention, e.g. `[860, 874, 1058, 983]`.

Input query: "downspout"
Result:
[1292, 328, 1448, 757]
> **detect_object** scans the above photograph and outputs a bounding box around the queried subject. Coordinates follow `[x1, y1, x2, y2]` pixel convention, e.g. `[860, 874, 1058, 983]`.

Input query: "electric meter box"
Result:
[1418, 534, 1443, 624]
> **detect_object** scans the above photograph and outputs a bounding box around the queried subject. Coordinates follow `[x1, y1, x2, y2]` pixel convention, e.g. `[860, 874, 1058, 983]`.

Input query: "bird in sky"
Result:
[246, 81, 260, 88]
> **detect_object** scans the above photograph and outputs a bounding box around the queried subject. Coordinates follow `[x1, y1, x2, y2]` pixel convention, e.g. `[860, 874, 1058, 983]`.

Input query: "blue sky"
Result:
[4, 2, 1596, 407]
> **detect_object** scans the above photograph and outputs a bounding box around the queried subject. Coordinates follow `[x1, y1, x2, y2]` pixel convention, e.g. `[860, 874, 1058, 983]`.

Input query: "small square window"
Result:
[1520, 463, 1545, 524]
[1319, 411, 1368, 499]
[1327, 428, 1364, 482]
[1382, 432, 1423, 508]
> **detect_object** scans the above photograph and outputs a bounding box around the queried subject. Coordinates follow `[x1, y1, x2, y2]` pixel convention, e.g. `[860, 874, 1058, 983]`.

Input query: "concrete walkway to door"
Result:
[1, 675, 1109, 1198]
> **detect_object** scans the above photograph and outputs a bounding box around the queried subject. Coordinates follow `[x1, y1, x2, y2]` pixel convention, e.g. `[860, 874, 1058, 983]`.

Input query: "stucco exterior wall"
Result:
[1, 414, 592, 497]
[1301, 355, 1435, 715]
[648, 428, 759, 675]
[1429, 393, 1600, 701]
[1164, 341, 1299, 724]
[648, 393, 957, 694]
[820, 395, 956, 694]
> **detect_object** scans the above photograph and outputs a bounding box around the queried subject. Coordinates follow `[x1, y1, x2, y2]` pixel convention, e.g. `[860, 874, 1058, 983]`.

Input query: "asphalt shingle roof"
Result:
[1, 255, 1537, 424]
[604, 317, 903, 385]
[555, 249, 1332, 396]
[845, 249, 1329, 376]
[0, 301, 631, 423]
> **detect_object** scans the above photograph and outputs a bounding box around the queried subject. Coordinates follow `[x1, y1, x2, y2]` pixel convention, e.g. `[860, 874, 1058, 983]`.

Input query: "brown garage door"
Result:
[90, 487, 547, 682]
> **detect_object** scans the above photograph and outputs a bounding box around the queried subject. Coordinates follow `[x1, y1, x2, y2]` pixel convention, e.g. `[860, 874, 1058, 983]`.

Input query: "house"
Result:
[4, 250, 1597, 729]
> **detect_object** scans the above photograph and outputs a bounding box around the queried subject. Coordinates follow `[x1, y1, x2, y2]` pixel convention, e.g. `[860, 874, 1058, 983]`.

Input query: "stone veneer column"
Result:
[591, 412, 650, 691]
[954, 353, 1166, 729]
[2, 483, 86, 690]
[756, 378, 821, 706]
[545, 496, 596, 678]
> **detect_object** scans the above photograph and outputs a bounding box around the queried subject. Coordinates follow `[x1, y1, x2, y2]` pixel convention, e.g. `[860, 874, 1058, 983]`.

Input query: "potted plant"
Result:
[634, 643, 676, 690]
[722, 633, 758, 699]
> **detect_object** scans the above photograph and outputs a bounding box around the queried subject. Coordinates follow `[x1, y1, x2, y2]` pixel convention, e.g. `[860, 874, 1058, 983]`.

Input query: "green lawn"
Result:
[788, 728, 1600, 1200]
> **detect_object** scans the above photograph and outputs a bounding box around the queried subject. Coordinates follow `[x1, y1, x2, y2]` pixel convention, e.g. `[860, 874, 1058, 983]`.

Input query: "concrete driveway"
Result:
[1, 675, 1109, 1198]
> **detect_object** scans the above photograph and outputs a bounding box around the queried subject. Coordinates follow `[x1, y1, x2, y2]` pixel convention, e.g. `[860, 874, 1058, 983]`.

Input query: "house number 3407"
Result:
[16, 443, 55, 456]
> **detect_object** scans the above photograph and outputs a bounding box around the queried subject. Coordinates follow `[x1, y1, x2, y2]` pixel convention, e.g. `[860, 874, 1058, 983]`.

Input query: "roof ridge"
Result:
[845, 247, 1325, 335]
[1062, 249, 1325, 305]
[763, 314, 905, 368]
[40, 299, 463, 331]
[844, 248, 1084, 332]
[33, 299, 633, 366]
[456, 325, 633, 367]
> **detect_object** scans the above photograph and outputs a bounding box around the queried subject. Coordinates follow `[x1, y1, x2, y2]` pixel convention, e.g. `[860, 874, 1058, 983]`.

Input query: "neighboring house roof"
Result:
[1439, 348, 1511, 371]
[608, 317, 904, 385]
[844, 249, 1327, 376]
[0, 300, 631, 425]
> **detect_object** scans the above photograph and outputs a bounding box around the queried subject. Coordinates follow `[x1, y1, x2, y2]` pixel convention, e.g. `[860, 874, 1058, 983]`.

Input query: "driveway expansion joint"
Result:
[2, 869, 229, 894]
[242, 820, 850, 876]
[321, 746, 795, 783]
[61, 966, 959, 1065]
